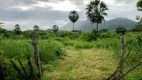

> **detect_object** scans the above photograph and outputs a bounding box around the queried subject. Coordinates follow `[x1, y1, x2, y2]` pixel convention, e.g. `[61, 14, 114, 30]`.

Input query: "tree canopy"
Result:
[69, 10, 79, 31]
[86, 0, 108, 32]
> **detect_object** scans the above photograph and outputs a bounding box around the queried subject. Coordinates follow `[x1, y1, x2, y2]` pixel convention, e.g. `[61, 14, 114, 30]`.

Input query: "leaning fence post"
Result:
[32, 30, 42, 79]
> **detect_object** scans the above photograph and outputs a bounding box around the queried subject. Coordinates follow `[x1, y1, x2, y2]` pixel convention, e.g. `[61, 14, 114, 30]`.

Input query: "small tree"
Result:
[68, 10, 79, 31]
[132, 25, 142, 32]
[33, 25, 39, 31]
[14, 24, 21, 35]
[52, 25, 59, 33]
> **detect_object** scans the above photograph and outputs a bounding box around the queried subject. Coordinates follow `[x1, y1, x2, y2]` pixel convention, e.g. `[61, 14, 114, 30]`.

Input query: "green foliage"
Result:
[80, 29, 97, 41]
[68, 32, 80, 39]
[14, 24, 21, 35]
[22, 30, 33, 38]
[136, 35, 142, 47]
[0, 27, 142, 80]
[38, 40, 64, 64]
[69, 10, 79, 31]
[57, 31, 71, 38]
[99, 29, 109, 33]
[115, 26, 127, 35]
[90, 29, 97, 40]
[137, 0, 142, 11]
[99, 31, 119, 39]
[0, 39, 64, 64]
[71, 30, 82, 34]
[80, 32, 92, 41]
[68, 10, 79, 23]
[132, 25, 142, 32]
[0, 28, 6, 34]
[86, 0, 108, 32]
[0, 40, 33, 58]
[63, 40, 94, 49]
[56, 31, 80, 39]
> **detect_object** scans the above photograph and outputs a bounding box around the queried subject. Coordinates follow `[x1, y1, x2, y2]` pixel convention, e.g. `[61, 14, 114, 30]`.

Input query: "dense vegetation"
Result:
[0, 27, 142, 79]
[0, 0, 142, 80]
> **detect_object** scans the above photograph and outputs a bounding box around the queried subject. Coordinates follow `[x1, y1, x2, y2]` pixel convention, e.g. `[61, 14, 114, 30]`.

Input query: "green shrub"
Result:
[57, 31, 70, 37]
[80, 32, 92, 41]
[57, 31, 80, 39]
[0, 39, 64, 64]
[115, 26, 127, 35]
[99, 31, 119, 39]
[68, 32, 80, 39]
[0, 40, 33, 58]
[38, 40, 64, 64]
[99, 29, 109, 33]
[132, 25, 142, 32]
[91, 29, 97, 40]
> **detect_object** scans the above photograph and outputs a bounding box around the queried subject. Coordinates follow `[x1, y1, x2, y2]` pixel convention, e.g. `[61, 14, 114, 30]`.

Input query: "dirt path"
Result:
[44, 47, 117, 80]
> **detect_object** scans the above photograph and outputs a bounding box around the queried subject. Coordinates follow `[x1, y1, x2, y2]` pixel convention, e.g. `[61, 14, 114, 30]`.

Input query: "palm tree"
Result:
[136, 0, 142, 20]
[68, 10, 79, 31]
[86, 0, 108, 34]
[137, 0, 142, 11]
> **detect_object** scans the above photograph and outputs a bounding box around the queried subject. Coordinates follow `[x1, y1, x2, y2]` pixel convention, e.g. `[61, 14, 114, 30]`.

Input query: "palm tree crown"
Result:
[68, 10, 79, 31]
[137, 0, 142, 11]
[86, 0, 108, 32]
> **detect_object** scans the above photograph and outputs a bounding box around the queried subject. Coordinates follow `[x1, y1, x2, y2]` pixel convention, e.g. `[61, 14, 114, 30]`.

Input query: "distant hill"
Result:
[60, 17, 137, 31]
[135, 21, 142, 26]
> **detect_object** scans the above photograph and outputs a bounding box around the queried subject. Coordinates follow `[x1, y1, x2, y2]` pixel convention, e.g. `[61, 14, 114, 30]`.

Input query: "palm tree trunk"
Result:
[73, 23, 74, 31]
[96, 23, 98, 32]
[96, 23, 99, 37]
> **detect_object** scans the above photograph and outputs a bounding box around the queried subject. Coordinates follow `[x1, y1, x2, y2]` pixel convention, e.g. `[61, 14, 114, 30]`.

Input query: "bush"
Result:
[22, 30, 33, 38]
[90, 29, 97, 40]
[38, 40, 64, 64]
[0, 39, 64, 64]
[99, 31, 119, 39]
[80, 29, 97, 41]
[132, 25, 142, 32]
[99, 29, 109, 33]
[115, 26, 127, 35]
[68, 32, 80, 39]
[57, 31, 71, 38]
[80, 32, 92, 41]
[72, 30, 82, 34]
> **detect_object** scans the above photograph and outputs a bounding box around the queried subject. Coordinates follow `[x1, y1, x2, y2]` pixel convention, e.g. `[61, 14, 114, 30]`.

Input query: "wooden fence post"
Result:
[32, 31, 42, 79]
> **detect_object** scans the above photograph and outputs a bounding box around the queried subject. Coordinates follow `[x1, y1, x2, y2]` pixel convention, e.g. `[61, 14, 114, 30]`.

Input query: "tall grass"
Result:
[0, 39, 64, 64]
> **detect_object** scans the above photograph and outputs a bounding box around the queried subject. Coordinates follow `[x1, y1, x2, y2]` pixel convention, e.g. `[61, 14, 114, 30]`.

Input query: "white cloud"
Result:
[7, 0, 81, 11]
[45, 0, 80, 11]
[10, 5, 34, 11]
[55, 20, 69, 27]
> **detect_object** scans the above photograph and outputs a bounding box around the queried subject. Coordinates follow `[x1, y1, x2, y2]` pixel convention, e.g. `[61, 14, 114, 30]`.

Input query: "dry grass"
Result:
[43, 47, 117, 80]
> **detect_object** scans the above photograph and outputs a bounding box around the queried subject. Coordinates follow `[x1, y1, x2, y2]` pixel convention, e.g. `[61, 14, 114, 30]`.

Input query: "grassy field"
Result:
[0, 32, 142, 80]
[43, 47, 117, 80]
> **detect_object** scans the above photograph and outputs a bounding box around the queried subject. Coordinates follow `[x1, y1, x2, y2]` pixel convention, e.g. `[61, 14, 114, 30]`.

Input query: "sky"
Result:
[0, 0, 140, 30]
